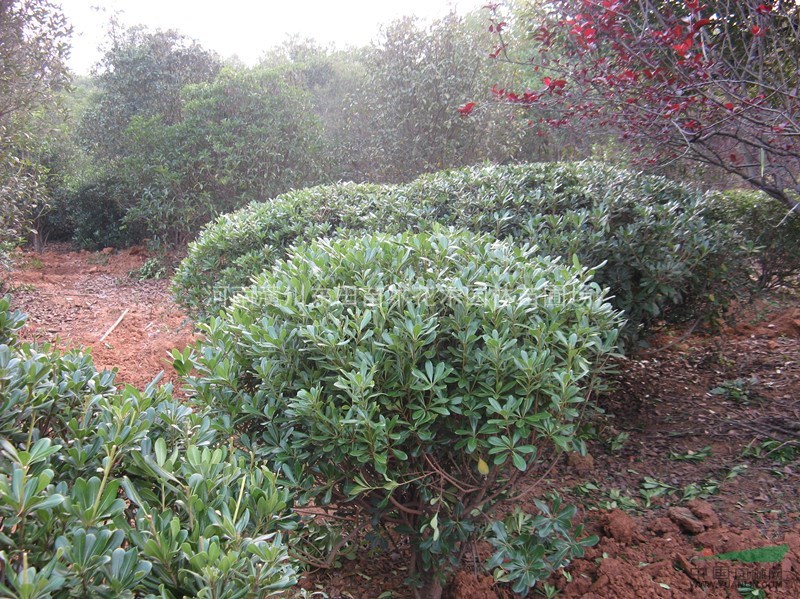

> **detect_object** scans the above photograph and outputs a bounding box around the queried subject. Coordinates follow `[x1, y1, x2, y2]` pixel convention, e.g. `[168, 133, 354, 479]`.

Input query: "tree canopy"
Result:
[486, 0, 800, 211]
[0, 0, 72, 259]
[78, 26, 221, 162]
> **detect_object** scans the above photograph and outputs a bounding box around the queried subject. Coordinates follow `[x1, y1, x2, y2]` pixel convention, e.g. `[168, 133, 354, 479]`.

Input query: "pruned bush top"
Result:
[174, 162, 740, 340]
[172, 182, 412, 317]
[403, 162, 736, 334]
[183, 230, 622, 590]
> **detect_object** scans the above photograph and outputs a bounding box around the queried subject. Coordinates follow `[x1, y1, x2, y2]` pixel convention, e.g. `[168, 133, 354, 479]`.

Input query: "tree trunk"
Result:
[414, 575, 443, 599]
[410, 545, 444, 599]
[32, 229, 43, 253]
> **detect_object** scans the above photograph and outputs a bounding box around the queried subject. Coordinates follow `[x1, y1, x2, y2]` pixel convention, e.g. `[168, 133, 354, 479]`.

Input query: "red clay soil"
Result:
[4, 248, 800, 598]
[5, 244, 195, 388]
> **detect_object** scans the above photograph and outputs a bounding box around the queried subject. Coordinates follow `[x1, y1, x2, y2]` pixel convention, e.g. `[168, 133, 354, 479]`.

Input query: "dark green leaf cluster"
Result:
[175, 161, 743, 341]
[182, 230, 622, 587]
[0, 297, 298, 598]
[485, 499, 598, 595]
[55, 176, 147, 250]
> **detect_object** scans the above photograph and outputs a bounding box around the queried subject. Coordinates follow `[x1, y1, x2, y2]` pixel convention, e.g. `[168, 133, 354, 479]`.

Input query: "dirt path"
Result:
[6, 245, 195, 388]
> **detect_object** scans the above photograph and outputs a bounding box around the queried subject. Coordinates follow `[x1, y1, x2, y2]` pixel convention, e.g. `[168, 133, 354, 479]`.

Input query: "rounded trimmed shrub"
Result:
[181, 230, 623, 595]
[171, 182, 414, 317]
[174, 162, 742, 341]
[706, 189, 800, 289]
[404, 162, 743, 338]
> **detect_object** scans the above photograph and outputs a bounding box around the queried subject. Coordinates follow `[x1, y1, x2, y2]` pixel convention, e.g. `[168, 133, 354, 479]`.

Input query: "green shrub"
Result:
[174, 162, 743, 341]
[0, 297, 298, 598]
[172, 181, 414, 317]
[485, 500, 597, 595]
[179, 230, 622, 596]
[404, 162, 742, 336]
[706, 189, 800, 288]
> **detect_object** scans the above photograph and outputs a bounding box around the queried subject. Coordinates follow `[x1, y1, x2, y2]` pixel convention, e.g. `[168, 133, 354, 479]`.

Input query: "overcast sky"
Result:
[58, 0, 480, 75]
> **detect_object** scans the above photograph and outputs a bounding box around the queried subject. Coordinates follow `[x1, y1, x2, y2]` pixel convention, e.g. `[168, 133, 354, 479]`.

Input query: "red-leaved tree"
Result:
[484, 0, 800, 212]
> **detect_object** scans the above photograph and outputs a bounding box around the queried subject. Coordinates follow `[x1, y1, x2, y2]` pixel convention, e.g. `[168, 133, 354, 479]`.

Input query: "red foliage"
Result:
[484, 0, 800, 210]
[457, 101, 477, 116]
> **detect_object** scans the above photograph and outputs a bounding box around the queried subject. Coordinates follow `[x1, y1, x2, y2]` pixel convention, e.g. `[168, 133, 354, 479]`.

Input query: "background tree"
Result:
[487, 0, 800, 211]
[0, 0, 71, 261]
[350, 13, 531, 183]
[118, 65, 328, 244]
[78, 25, 221, 164]
[259, 38, 370, 182]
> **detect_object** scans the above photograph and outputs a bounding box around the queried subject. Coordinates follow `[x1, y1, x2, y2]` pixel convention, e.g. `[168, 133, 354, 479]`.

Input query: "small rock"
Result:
[649, 517, 680, 536]
[668, 506, 706, 534]
[588, 573, 610, 593]
[101, 247, 114, 255]
[567, 451, 595, 474]
[603, 509, 638, 544]
[687, 499, 719, 529]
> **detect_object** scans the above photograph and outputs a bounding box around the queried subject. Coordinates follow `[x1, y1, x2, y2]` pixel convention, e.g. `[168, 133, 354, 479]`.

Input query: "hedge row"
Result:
[705, 189, 800, 289]
[174, 162, 743, 340]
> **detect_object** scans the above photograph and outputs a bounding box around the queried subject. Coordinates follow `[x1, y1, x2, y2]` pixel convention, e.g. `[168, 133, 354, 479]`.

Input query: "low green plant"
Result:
[737, 586, 767, 599]
[130, 256, 167, 280]
[181, 230, 622, 597]
[574, 463, 746, 509]
[0, 299, 299, 598]
[602, 489, 640, 511]
[669, 446, 712, 462]
[680, 481, 721, 501]
[710, 377, 761, 404]
[573, 483, 640, 512]
[606, 432, 629, 454]
[743, 439, 800, 466]
[639, 477, 676, 508]
[485, 500, 597, 595]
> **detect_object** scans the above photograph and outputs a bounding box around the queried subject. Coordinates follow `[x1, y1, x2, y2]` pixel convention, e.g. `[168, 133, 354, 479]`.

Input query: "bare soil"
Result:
[5, 247, 799, 598]
[6, 244, 195, 388]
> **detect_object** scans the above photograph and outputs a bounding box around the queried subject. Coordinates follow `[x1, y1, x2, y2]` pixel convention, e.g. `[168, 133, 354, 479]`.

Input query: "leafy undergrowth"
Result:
[4, 251, 800, 598]
[299, 292, 800, 598]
